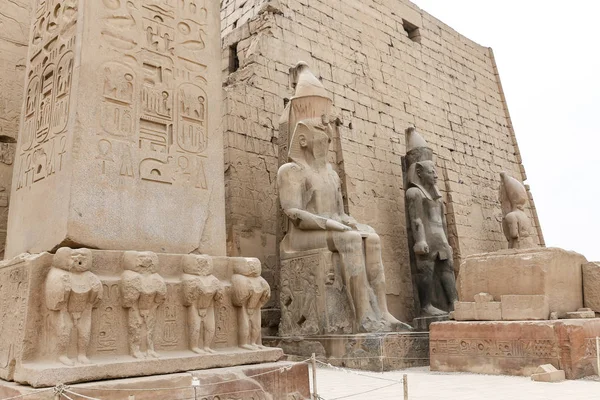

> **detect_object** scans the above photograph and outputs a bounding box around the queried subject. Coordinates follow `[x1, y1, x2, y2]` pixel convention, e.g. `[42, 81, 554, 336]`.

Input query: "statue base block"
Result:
[412, 315, 449, 331]
[0, 250, 281, 388]
[265, 332, 430, 371]
[0, 361, 309, 400]
[430, 319, 600, 379]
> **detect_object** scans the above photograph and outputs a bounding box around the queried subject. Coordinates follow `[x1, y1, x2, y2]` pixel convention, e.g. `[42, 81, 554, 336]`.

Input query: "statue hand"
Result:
[414, 241, 429, 255]
[326, 219, 352, 232]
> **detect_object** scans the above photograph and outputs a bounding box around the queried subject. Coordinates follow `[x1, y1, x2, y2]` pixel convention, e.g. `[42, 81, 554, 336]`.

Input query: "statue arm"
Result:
[442, 201, 449, 239]
[407, 188, 429, 254]
[278, 163, 348, 231]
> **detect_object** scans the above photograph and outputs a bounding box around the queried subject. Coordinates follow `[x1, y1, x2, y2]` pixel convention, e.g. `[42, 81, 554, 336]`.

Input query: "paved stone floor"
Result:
[313, 366, 598, 400]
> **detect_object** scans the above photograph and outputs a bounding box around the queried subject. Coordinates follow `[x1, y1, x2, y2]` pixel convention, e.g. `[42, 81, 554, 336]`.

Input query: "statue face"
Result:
[123, 251, 159, 273]
[417, 161, 438, 186]
[53, 247, 92, 272]
[70, 249, 92, 272]
[299, 128, 330, 161]
[182, 255, 213, 276]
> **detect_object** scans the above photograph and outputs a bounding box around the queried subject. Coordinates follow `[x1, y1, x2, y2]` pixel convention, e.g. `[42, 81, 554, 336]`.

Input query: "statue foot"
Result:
[240, 344, 256, 351]
[147, 350, 160, 359]
[422, 305, 447, 317]
[359, 317, 385, 333]
[191, 347, 205, 354]
[77, 354, 91, 364]
[59, 355, 74, 366]
[204, 347, 217, 354]
[132, 350, 146, 359]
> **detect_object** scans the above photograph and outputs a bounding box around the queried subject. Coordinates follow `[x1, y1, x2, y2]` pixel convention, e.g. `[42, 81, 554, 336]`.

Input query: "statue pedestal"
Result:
[430, 319, 600, 380]
[0, 361, 309, 400]
[457, 247, 587, 318]
[412, 315, 449, 331]
[0, 251, 282, 388]
[265, 332, 430, 372]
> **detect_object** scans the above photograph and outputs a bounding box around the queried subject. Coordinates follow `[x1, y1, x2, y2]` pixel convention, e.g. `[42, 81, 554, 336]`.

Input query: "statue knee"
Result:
[365, 233, 381, 250]
[338, 231, 363, 251]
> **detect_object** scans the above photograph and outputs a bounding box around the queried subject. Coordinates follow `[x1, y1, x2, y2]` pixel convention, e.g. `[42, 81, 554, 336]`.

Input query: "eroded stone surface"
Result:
[0, 250, 282, 388]
[430, 319, 600, 379]
[501, 295, 549, 321]
[458, 247, 586, 316]
[6, 0, 226, 258]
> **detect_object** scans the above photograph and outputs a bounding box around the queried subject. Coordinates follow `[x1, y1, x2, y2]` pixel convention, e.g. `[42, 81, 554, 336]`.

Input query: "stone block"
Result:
[413, 315, 449, 331]
[6, 0, 226, 258]
[458, 248, 586, 315]
[474, 292, 494, 303]
[583, 262, 600, 312]
[0, 361, 309, 400]
[501, 295, 550, 320]
[0, 250, 282, 388]
[265, 332, 430, 372]
[453, 300, 501, 321]
[566, 308, 596, 319]
[531, 364, 566, 382]
[430, 319, 600, 379]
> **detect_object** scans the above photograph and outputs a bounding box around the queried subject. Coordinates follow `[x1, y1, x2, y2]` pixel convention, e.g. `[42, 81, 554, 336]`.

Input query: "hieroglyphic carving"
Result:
[16, 0, 78, 191]
[280, 256, 320, 336]
[45, 248, 103, 366]
[120, 251, 167, 359]
[95, 0, 210, 189]
[96, 284, 120, 353]
[0, 265, 29, 374]
[430, 339, 559, 359]
[231, 259, 271, 350]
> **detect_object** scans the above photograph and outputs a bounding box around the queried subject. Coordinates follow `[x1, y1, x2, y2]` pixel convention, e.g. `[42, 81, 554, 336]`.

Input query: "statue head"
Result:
[182, 254, 213, 276]
[53, 247, 92, 273]
[122, 251, 159, 274]
[233, 258, 262, 277]
[288, 118, 331, 164]
[415, 161, 438, 187]
[499, 172, 528, 214]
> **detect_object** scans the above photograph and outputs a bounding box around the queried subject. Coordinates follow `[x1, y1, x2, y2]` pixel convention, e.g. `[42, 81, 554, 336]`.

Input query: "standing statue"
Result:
[45, 247, 102, 366]
[181, 255, 224, 354]
[404, 127, 457, 317]
[278, 116, 411, 332]
[231, 258, 271, 350]
[499, 172, 535, 249]
[120, 251, 167, 359]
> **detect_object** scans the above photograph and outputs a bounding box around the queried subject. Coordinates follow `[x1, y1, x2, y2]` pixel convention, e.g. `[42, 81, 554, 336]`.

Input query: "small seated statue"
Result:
[500, 171, 535, 249]
[405, 127, 457, 317]
[231, 258, 271, 350]
[278, 118, 410, 332]
[45, 247, 102, 366]
[181, 254, 224, 354]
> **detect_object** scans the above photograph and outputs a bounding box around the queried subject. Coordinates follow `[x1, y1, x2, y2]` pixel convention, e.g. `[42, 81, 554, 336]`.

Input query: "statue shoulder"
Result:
[406, 186, 425, 200]
[278, 162, 304, 178]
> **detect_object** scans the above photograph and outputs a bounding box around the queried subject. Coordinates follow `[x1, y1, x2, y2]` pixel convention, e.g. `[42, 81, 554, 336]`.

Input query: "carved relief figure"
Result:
[120, 251, 167, 358]
[231, 259, 270, 350]
[500, 172, 535, 249]
[45, 248, 102, 366]
[404, 127, 458, 317]
[181, 255, 224, 354]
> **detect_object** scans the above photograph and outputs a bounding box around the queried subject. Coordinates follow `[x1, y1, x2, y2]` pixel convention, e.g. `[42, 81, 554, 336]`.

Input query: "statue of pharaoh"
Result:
[405, 127, 458, 316]
[499, 172, 535, 249]
[278, 117, 411, 332]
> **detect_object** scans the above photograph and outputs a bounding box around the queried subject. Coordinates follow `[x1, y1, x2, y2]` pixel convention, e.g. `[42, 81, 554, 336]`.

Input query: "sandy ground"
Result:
[312, 366, 599, 400]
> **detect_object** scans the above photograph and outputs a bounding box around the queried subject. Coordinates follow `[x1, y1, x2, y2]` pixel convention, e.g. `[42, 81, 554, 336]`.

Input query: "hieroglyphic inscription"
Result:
[0, 265, 29, 371]
[280, 255, 321, 336]
[16, 0, 77, 191]
[97, 0, 210, 189]
[430, 339, 559, 359]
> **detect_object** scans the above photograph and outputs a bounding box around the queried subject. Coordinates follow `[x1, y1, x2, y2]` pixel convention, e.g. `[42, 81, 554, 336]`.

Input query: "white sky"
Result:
[411, 0, 600, 260]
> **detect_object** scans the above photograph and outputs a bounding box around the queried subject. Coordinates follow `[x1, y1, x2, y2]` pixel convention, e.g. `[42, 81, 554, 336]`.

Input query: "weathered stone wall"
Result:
[220, 0, 544, 325]
[0, 0, 32, 257]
